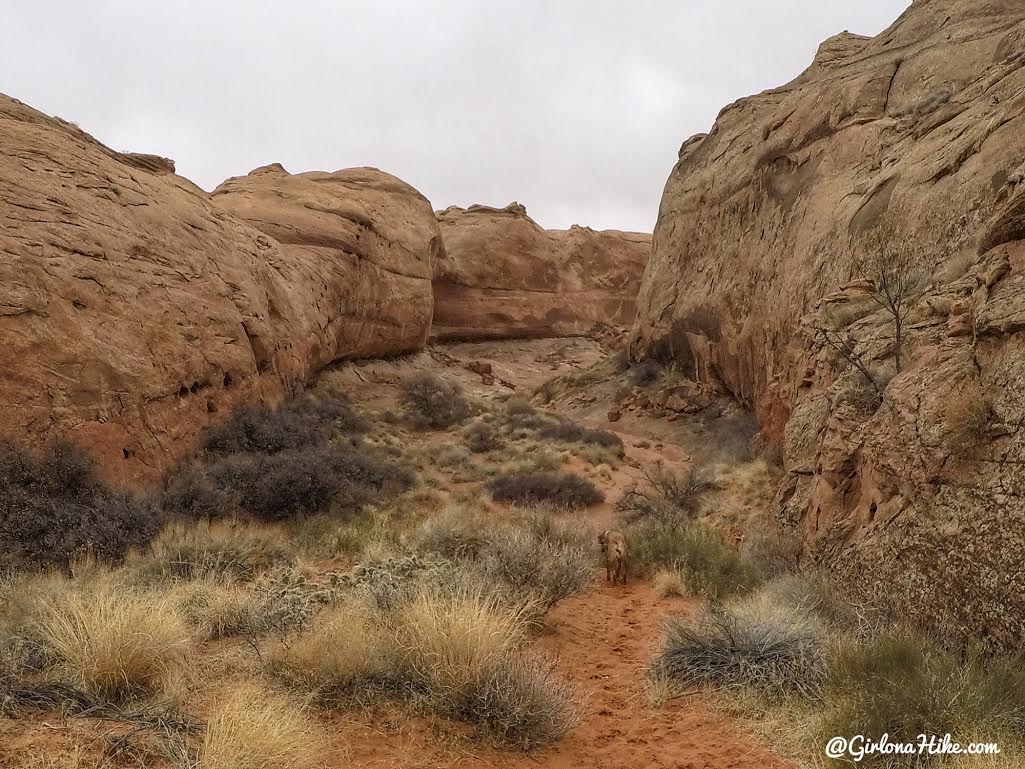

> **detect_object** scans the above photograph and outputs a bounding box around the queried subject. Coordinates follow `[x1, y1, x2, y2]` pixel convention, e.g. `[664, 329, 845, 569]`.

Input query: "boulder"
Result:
[432, 203, 649, 340]
[212, 164, 440, 361]
[630, 0, 1025, 647]
[0, 94, 439, 483]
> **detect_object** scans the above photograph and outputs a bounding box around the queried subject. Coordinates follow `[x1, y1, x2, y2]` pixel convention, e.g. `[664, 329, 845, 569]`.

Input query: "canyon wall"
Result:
[630, 0, 1025, 647]
[0, 94, 439, 483]
[433, 203, 649, 340]
[211, 164, 440, 360]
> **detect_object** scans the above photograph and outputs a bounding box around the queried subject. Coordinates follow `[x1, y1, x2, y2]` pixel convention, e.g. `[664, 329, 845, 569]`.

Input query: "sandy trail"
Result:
[335, 575, 791, 769]
[1, 338, 791, 768]
[328, 337, 791, 769]
[529, 580, 793, 769]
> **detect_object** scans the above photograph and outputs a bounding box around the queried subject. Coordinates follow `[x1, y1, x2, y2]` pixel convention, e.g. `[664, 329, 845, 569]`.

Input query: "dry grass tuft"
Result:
[394, 587, 529, 698]
[652, 569, 687, 599]
[136, 520, 295, 584]
[942, 379, 991, 446]
[264, 576, 577, 750]
[173, 580, 259, 640]
[267, 598, 389, 703]
[199, 683, 326, 769]
[31, 580, 191, 703]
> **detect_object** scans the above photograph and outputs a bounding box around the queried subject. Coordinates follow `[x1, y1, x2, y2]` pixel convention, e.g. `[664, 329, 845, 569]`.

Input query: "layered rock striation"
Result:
[630, 0, 1025, 646]
[433, 203, 649, 340]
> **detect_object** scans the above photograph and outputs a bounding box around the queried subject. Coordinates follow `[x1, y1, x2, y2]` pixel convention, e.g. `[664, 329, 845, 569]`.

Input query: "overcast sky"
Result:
[2, 1, 909, 232]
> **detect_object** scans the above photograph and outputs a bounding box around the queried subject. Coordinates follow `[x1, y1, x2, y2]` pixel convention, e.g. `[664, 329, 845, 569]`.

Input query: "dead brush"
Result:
[652, 603, 827, 702]
[468, 653, 582, 751]
[488, 470, 603, 509]
[399, 372, 471, 430]
[477, 526, 592, 613]
[618, 463, 714, 523]
[243, 566, 339, 639]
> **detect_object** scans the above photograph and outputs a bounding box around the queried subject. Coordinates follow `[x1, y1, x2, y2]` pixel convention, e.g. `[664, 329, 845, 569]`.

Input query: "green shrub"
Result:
[629, 521, 758, 599]
[399, 373, 470, 430]
[489, 472, 603, 510]
[433, 445, 486, 482]
[823, 636, 1025, 757]
[418, 508, 591, 613]
[478, 526, 592, 612]
[285, 511, 378, 559]
[419, 506, 491, 561]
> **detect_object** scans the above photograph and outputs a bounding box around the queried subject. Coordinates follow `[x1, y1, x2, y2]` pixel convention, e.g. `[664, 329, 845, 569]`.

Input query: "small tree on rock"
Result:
[855, 222, 928, 373]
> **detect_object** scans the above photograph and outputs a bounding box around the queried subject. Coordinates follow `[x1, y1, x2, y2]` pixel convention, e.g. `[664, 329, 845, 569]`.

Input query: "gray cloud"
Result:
[1, 1, 909, 231]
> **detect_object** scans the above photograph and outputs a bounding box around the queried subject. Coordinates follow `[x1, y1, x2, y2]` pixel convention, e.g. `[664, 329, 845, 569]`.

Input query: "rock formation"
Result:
[0, 93, 439, 483]
[433, 203, 649, 340]
[630, 0, 1025, 647]
[212, 164, 440, 361]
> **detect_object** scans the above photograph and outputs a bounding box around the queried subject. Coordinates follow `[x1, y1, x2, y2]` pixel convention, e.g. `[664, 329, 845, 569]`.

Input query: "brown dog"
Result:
[598, 530, 627, 585]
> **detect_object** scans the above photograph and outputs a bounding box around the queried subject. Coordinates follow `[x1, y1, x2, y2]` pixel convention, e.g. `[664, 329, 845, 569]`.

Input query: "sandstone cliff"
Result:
[630, 0, 1025, 647]
[0, 94, 439, 483]
[212, 164, 440, 360]
[433, 203, 649, 340]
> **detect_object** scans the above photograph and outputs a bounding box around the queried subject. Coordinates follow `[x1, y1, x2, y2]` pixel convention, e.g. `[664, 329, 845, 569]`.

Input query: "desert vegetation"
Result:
[647, 554, 1025, 766]
[1, 341, 1012, 769]
[0, 379, 605, 765]
[400, 372, 472, 429]
[489, 470, 603, 509]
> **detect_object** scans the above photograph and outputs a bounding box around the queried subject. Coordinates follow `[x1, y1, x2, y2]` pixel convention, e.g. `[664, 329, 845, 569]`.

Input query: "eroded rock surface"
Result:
[433, 203, 649, 340]
[212, 164, 440, 361]
[630, 0, 1025, 646]
[0, 94, 438, 483]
